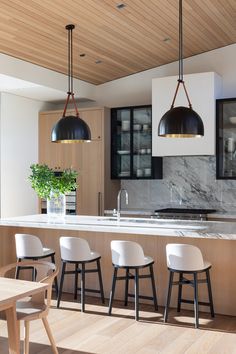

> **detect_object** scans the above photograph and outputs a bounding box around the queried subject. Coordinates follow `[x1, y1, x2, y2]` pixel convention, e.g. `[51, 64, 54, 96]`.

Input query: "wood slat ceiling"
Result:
[0, 0, 235, 85]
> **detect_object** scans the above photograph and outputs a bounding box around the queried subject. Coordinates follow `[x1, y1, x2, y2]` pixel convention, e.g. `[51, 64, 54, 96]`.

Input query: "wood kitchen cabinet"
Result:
[39, 107, 120, 215]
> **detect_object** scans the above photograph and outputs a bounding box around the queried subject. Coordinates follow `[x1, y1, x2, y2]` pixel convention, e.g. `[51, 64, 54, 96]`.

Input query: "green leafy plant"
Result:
[29, 164, 78, 199]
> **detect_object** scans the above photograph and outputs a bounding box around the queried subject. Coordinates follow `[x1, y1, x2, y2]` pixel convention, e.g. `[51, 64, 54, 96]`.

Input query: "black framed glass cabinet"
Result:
[216, 98, 236, 179]
[111, 105, 162, 179]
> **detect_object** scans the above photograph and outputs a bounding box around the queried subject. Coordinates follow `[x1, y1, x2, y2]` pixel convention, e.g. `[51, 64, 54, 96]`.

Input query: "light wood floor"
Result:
[1, 294, 236, 354]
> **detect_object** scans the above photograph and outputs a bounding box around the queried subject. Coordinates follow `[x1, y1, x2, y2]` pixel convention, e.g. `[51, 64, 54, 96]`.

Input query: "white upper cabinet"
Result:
[152, 72, 222, 156]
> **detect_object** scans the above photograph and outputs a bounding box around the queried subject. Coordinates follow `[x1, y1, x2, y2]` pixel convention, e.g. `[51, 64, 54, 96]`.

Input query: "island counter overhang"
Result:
[1, 214, 236, 316]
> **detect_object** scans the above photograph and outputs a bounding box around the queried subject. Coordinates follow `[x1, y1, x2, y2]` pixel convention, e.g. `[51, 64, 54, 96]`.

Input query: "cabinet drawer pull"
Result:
[98, 192, 102, 216]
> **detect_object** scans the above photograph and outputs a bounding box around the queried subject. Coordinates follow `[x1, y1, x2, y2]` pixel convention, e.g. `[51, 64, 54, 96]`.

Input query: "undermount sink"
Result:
[97, 217, 206, 230]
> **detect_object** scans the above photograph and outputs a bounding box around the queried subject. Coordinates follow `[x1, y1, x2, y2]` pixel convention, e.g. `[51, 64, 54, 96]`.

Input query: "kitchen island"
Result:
[0, 214, 236, 316]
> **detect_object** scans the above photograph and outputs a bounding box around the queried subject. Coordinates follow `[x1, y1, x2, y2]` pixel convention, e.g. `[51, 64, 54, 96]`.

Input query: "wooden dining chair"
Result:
[0, 260, 59, 354]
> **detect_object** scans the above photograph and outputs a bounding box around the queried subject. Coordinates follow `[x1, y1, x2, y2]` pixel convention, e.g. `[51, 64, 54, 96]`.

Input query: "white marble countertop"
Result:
[1, 214, 236, 240]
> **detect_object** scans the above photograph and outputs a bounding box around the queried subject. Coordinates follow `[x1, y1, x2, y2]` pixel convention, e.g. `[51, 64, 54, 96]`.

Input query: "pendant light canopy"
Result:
[158, 0, 204, 138]
[51, 24, 91, 143]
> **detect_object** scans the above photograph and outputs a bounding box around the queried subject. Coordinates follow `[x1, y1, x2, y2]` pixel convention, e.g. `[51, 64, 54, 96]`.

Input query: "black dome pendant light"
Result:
[51, 24, 91, 143]
[158, 0, 204, 138]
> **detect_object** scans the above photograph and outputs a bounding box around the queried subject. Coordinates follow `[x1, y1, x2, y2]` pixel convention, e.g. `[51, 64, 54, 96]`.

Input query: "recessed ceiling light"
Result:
[116, 3, 126, 10]
[95, 59, 102, 64]
[80, 53, 86, 57]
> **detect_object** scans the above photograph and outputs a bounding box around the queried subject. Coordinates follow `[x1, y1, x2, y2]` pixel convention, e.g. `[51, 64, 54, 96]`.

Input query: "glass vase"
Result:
[47, 191, 66, 218]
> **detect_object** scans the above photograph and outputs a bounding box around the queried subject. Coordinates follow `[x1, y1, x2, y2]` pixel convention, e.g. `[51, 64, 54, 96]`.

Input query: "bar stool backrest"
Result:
[111, 240, 145, 267]
[166, 243, 205, 271]
[60, 237, 93, 262]
[15, 234, 44, 258]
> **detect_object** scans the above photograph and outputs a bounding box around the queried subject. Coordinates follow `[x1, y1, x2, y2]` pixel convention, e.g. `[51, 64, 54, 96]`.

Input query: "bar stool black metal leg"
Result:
[81, 263, 86, 312]
[32, 268, 35, 281]
[124, 267, 129, 306]
[108, 267, 118, 315]
[57, 262, 66, 308]
[134, 268, 139, 321]
[193, 272, 199, 328]
[74, 263, 79, 300]
[51, 254, 58, 297]
[164, 271, 174, 323]
[177, 272, 183, 312]
[15, 258, 21, 279]
[97, 259, 105, 304]
[149, 264, 158, 311]
[206, 269, 215, 317]
[32, 260, 38, 281]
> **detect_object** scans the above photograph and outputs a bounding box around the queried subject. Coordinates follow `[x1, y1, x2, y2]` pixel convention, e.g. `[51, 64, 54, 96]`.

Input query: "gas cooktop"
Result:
[154, 208, 217, 214]
[152, 208, 217, 220]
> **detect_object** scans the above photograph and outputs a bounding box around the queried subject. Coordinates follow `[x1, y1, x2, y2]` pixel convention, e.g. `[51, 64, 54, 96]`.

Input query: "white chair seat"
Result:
[62, 250, 101, 262]
[117, 255, 154, 267]
[143, 256, 154, 266]
[42, 247, 55, 257]
[169, 260, 212, 272]
[115, 256, 154, 268]
[202, 260, 211, 270]
[89, 251, 101, 261]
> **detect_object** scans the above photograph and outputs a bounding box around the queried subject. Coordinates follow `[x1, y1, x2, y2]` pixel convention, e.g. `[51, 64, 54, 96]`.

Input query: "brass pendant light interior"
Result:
[158, 0, 204, 138]
[51, 24, 91, 143]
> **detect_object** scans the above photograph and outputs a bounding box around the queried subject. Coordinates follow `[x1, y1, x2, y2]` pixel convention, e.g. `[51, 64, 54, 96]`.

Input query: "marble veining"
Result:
[121, 156, 236, 212]
[1, 214, 236, 241]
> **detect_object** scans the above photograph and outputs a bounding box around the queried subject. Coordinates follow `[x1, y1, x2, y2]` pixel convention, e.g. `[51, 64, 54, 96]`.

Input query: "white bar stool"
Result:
[15, 233, 58, 295]
[57, 237, 105, 312]
[164, 243, 214, 328]
[108, 240, 158, 321]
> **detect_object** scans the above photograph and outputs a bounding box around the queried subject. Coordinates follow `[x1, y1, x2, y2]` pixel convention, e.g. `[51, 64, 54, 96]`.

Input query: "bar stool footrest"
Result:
[181, 299, 212, 307]
[127, 293, 155, 301]
[76, 287, 102, 294]
[64, 268, 99, 276]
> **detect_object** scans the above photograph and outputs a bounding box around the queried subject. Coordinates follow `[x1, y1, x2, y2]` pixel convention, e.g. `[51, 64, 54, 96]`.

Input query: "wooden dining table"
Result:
[0, 277, 48, 354]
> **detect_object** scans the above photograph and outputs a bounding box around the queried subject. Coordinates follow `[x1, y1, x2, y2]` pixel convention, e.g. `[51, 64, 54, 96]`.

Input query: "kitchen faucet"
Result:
[113, 188, 129, 220]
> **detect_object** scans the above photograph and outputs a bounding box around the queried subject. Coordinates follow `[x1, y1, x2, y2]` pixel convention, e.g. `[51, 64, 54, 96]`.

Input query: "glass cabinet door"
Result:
[216, 98, 236, 179]
[111, 108, 131, 178]
[111, 105, 162, 179]
[133, 107, 152, 178]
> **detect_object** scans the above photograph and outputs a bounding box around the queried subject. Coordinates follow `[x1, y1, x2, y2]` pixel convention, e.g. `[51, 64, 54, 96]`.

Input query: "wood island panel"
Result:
[1, 225, 235, 316]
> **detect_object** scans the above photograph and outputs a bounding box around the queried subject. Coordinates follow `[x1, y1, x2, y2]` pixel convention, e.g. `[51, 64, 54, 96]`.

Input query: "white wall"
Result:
[94, 43, 236, 108]
[0, 52, 96, 101]
[0, 93, 56, 217]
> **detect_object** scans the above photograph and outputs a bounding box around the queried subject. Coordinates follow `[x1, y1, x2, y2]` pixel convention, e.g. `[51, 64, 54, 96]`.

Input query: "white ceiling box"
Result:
[152, 72, 222, 156]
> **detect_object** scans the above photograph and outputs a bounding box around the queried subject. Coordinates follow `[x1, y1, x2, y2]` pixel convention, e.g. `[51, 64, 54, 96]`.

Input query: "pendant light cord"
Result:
[171, 0, 192, 109]
[71, 27, 73, 94]
[179, 0, 183, 82]
[63, 24, 79, 118]
[68, 26, 70, 93]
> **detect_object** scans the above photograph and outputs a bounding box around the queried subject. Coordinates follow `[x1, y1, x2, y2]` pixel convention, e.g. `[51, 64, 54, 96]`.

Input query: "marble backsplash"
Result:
[121, 156, 236, 212]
